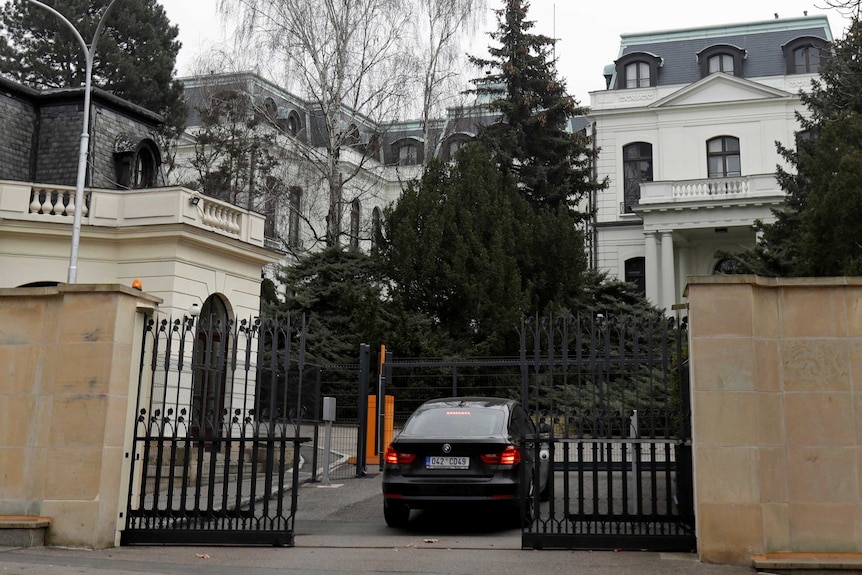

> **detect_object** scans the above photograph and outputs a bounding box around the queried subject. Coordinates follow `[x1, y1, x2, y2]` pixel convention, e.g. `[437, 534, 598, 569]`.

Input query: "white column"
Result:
[644, 231, 659, 306]
[660, 230, 675, 313]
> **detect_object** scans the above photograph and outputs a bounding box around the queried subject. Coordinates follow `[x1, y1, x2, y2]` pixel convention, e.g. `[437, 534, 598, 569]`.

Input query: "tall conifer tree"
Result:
[469, 0, 602, 218]
[0, 0, 186, 137]
[726, 15, 862, 276]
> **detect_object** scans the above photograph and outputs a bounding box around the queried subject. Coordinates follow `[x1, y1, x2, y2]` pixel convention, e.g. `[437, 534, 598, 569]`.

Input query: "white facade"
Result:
[0, 181, 278, 321]
[588, 16, 833, 313]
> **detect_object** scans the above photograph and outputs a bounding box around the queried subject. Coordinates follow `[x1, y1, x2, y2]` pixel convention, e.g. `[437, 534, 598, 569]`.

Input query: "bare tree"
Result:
[409, 0, 486, 164]
[822, 0, 862, 18]
[218, 0, 416, 246]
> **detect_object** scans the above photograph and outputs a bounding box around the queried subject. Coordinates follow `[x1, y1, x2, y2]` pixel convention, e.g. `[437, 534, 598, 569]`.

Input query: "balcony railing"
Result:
[637, 174, 783, 207]
[0, 181, 268, 248]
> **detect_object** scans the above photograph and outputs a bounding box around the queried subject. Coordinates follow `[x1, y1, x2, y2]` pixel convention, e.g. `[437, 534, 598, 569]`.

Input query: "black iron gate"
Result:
[520, 313, 695, 551]
[375, 312, 694, 551]
[121, 313, 313, 546]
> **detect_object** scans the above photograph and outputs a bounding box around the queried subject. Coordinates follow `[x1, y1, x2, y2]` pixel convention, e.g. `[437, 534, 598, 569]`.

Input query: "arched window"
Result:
[615, 52, 662, 89]
[623, 142, 653, 213]
[697, 44, 746, 78]
[288, 187, 302, 248]
[349, 199, 360, 248]
[707, 136, 740, 178]
[131, 145, 157, 189]
[444, 134, 472, 161]
[277, 110, 302, 138]
[783, 36, 830, 74]
[371, 207, 381, 252]
[114, 136, 161, 189]
[263, 97, 277, 120]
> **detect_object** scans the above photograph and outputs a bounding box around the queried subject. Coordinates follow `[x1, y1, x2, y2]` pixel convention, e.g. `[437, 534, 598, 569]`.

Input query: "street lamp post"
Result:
[24, 0, 120, 283]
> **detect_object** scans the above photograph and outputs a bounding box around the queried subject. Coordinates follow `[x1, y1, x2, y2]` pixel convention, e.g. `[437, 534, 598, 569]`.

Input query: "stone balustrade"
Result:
[0, 181, 266, 247]
[638, 173, 782, 206]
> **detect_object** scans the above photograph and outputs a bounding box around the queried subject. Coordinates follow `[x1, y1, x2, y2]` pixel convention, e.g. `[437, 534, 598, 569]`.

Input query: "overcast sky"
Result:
[158, 0, 850, 106]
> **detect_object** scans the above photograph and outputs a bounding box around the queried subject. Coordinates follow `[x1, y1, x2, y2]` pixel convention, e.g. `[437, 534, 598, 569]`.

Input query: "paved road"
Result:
[0, 472, 757, 575]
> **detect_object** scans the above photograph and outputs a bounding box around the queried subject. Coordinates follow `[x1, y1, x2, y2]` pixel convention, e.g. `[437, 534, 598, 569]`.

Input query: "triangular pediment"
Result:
[651, 73, 794, 108]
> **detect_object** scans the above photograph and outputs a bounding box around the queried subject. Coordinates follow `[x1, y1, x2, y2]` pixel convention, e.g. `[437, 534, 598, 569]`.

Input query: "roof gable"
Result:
[651, 72, 793, 108]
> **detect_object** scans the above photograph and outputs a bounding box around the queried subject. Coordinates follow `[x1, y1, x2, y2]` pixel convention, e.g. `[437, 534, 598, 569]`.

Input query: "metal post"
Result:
[321, 397, 336, 486]
[24, 0, 120, 283]
[356, 343, 370, 477]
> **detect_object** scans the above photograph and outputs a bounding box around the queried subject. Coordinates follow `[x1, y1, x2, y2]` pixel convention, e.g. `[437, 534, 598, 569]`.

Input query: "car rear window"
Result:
[401, 407, 504, 437]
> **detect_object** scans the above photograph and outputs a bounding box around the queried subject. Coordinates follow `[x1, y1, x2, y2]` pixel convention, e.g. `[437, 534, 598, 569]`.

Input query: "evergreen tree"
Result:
[275, 245, 442, 365]
[469, 0, 602, 217]
[382, 143, 530, 356]
[726, 16, 862, 276]
[0, 0, 186, 137]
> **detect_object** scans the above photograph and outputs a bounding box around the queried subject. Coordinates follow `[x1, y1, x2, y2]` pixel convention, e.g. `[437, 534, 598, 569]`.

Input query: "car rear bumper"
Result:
[382, 476, 520, 505]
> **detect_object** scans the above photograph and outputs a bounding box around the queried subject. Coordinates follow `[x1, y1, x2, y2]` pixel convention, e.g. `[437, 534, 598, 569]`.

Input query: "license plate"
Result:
[426, 456, 469, 469]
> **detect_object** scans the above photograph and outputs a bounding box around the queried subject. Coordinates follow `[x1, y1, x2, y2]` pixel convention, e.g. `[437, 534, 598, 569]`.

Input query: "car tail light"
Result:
[384, 445, 416, 465]
[480, 445, 520, 465]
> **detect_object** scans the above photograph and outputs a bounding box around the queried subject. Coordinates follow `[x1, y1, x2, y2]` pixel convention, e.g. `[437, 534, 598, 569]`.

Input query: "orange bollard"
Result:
[364, 395, 394, 465]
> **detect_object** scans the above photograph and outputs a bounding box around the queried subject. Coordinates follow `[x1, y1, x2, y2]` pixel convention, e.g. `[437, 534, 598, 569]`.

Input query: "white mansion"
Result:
[587, 15, 833, 312]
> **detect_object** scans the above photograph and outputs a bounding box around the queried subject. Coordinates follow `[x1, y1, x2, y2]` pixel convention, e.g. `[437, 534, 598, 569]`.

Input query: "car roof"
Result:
[417, 397, 516, 411]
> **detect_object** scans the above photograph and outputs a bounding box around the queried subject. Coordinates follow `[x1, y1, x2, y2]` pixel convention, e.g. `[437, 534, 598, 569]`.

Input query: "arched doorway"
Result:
[191, 295, 231, 450]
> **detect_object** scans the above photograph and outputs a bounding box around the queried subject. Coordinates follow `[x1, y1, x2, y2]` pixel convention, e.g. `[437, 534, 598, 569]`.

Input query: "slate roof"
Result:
[612, 16, 833, 89]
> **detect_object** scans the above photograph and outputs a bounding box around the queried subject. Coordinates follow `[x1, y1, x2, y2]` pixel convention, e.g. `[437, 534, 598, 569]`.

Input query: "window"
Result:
[697, 45, 745, 78]
[371, 207, 381, 252]
[707, 136, 740, 178]
[288, 187, 302, 247]
[263, 97, 277, 121]
[625, 62, 650, 88]
[783, 37, 830, 74]
[623, 142, 653, 213]
[614, 52, 661, 89]
[277, 110, 302, 137]
[131, 146, 157, 188]
[349, 199, 360, 248]
[445, 136, 471, 161]
[398, 142, 419, 165]
[344, 123, 360, 146]
[114, 137, 161, 189]
[624, 257, 646, 295]
[709, 54, 733, 74]
[794, 46, 821, 73]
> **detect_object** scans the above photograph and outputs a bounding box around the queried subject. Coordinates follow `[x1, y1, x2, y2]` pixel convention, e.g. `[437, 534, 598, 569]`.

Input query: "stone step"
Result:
[753, 552, 862, 574]
[0, 515, 50, 547]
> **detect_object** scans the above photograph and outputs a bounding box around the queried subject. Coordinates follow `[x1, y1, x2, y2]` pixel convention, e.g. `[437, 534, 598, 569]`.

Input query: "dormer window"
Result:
[114, 136, 161, 189]
[782, 36, 830, 74]
[277, 109, 302, 138]
[697, 44, 746, 78]
[443, 134, 472, 161]
[615, 52, 662, 89]
[392, 138, 423, 165]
